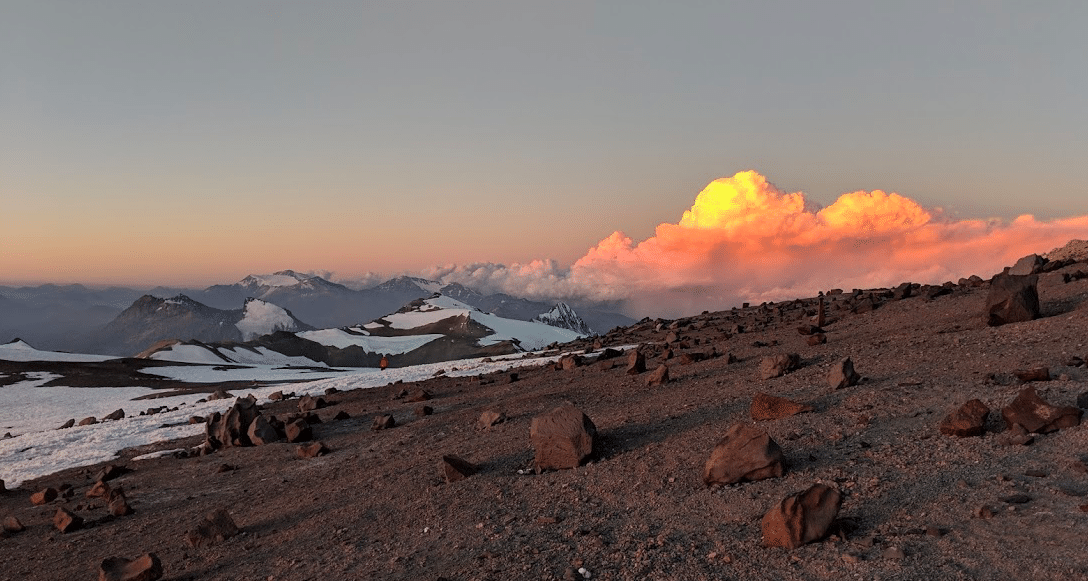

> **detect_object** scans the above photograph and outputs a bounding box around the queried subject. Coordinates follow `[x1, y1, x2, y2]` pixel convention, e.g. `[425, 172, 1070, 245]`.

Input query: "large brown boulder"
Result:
[247, 415, 281, 445]
[54, 507, 83, 533]
[939, 399, 990, 437]
[1002, 386, 1081, 433]
[750, 393, 813, 421]
[530, 402, 597, 471]
[98, 553, 163, 581]
[205, 397, 261, 450]
[760, 354, 801, 380]
[625, 350, 646, 375]
[30, 487, 57, 505]
[985, 273, 1040, 326]
[647, 364, 670, 386]
[762, 484, 842, 549]
[703, 423, 785, 487]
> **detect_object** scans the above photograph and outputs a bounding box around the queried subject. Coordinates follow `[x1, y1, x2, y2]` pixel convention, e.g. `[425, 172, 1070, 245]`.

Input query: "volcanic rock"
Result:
[1002, 386, 1082, 433]
[186, 508, 240, 547]
[986, 274, 1040, 326]
[1013, 367, 1050, 383]
[58, 419, 75, 430]
[625, 350, 646, 375]
[3, 515, 24, 533]
[559, 355, 582, 371]
[647, 364, 670, 386]
[441, 455, 479, 483]
[939, 399, 990, 437]
[406, 389, 432, 402]
[285, 418, 313, 442]
[530, 402, 597, 471]
[108, 487, 134, 516]
[761, 484, 842, 549]
[760, 354, 801, 380]
[1009, 254, 1045, 275]
[103, 409, 125, 421]
[247, 415, 281, 445]
[96, 464, 131, 482]
[53, 507, 83, 533]
[86, 480, 111, 499]
[807, 334, 827, 346]
[79, 417, 97, 426]
[828, 357, 861, 389]
[703, 423, 786, 486]
[372, 414, 396, 431]
[206, 397, 261, 450]
[207, 389, 232, 401]
[30, 487, 58, 505]
[98, 553, 163, 581]
[296, 441, 329, 459]
[298, 395, 326, 412]
[334, 410, 351, 420]
[478, 410, 506, 430]
[750, 393, 814, 421]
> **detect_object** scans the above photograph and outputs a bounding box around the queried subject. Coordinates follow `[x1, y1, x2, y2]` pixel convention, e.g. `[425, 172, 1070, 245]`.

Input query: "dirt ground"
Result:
[4, 262, 1088, 580]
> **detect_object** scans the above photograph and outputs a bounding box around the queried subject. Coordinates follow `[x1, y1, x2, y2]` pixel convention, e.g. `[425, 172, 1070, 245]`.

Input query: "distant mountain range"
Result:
[138, 294, 586, 368]
[0, 270, 632, 356]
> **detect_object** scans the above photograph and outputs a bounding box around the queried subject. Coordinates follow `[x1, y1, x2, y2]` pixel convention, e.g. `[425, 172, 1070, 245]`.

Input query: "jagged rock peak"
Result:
[533, 302, 593, 335]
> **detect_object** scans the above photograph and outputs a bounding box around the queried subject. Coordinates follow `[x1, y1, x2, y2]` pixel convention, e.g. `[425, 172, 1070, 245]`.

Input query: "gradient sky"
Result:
[3, 1, 1087, 293]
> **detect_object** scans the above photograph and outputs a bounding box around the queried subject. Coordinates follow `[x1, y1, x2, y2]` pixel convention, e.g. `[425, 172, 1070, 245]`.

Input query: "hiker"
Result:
[380, 355, 389, 370]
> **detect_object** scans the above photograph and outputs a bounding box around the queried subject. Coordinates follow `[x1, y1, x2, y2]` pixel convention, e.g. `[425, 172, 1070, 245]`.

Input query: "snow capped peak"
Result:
[533, 302, 593, 335]
[239, 270, 312, 289]
[374, 276, 444, 294]
[236, 299, 304, 340]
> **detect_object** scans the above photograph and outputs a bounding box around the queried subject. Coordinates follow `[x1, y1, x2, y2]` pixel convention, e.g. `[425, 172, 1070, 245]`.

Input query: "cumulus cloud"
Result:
[422, 171, 1088, 318]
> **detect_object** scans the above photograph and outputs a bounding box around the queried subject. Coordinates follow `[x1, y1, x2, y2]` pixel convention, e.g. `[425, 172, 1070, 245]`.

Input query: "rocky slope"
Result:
[3, 254, 1088, 580]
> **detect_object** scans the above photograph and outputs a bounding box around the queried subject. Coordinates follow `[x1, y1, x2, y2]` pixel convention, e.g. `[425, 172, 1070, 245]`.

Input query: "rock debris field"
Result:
[4, 249, 1088, 580]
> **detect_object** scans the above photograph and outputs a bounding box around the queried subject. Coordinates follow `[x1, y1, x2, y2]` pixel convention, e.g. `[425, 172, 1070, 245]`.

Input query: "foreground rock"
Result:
[53, 507, 83, 533]
[828, 357, 861, 389]
[750, 393, 813, 420]
[940, 399, 990, 437]
[647, 364, 670, 386]
[760, 354, 801, 380]
[1002, 387, 1081, 433]
[98, 553, 163, 581]
[205, 397, 261, 450]
[441, 455, 479, 483]
[761, 484, 842, 549]
[530, 402, 597, 471]
[985, 274, 1040, 326]
[186, 508, 240, 547]
[30, 487, 58, 505]
[703, 423, 785, 486]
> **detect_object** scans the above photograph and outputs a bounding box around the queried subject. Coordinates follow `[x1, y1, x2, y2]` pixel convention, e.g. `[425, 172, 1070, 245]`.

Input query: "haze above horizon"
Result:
[3, 2, 1087, 317]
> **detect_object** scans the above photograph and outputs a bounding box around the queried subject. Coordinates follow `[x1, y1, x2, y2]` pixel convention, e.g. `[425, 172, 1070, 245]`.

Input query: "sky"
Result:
[2, 1, 1087, 317]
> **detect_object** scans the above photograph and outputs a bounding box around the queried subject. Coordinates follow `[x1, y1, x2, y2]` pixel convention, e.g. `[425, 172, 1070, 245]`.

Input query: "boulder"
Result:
[267, 390, 285, 401]
[405, 389, 431, 402]
[441, 455, 479, 483]
[530, 402, 597, 471]
[186, 508, 240, 548]
[285, 418, 313, 442]
[1009, 254, 1045, 275]
[985, 273, 1040, 326]
[86, 480, 111, 499]
[78, 417, 97, 426]
[761, 484, 842, 549]
[807, 334, 827, 346]
[54, 507, 83, 533]
[205, 397, 261, 450]
[247, 415, 281, 445]
[760, 354, 801, 380]
[647, 364, 670, 386]
[828, 357, 861, 389]
[1013, 367, 1051, 383]
[98, 553, 163, 581]
[103, 409, 125, 421]
[559, 355, 582, 371]
[371, 415, 395, 431]
[413, 405, 432, 417]
[30, 487, 58, 505]
[58, 419, 75, 429]
[206, 389, 232, 401]
[298, 395, 326, 412]
[296, 442, 329, 459]
[477, 410, 506, 430]
[95, 464, 131, 482]
[625, 350, 646, 375]
[703, 423, 786, 486]
[1002, 386, 1082, 433]
[750, 393, 813, 421]
[334, 410, 351, 420]
[939, 399, 990, 437]
[892, 282, 913, 300]
[2, 515, 24, 533]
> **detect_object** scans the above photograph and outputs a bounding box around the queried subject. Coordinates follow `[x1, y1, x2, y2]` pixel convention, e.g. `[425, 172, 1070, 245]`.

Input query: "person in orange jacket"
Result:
[380, 355, 389, 370]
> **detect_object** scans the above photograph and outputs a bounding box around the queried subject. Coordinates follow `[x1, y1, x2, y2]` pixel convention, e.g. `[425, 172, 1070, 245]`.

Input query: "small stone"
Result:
[750, 393, 813, 421]
[296, 441, 329, 459]
[2, 515, 24, 533]
[625, 350, 646, 375]
[760, 354, 801, 380]
[883, 546, 906, 560]
[405, 389, 431, 402]
[103, 409, 125, 421]
[828, 357, 861, 389]
[53, 507, 83, 533]
[108, 487, 134, 516]
[441, 455, 479, 483]
[30, 487, 58, 506]
[1013, 367, 1051, 383]
[86, 480, 111, 499]
[939, 399, 990, 437]
[333, 410, 351, 420]
[285, 418, 313, 442]
[372, 414, 396, 431]
[186, 508, 240, 547]
[477, 410, 506, 429]
[646, 364, 670, 386]
[98, 552, 163, 581]
[413, 405, 433, 417]
[975, 505, 995, 519]
[1002, 494, 1032, 504]
[298, 395, 327, 412]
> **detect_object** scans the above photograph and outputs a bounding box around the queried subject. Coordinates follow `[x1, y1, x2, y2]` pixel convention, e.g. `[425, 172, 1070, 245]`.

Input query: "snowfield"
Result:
[298, 328, 444, 353]
[0, 340, 118, 363]
[0, 350, 576, 488]
[235, 299, 299, 340]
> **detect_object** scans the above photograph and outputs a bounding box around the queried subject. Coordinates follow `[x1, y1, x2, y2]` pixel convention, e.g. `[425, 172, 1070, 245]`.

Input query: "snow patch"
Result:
[0, 340, 117, 363]
[236, 299, 298, 340]
[298, 329, 444, 354]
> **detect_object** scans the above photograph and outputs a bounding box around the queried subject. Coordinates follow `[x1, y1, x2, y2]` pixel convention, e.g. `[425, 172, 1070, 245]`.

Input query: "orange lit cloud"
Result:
[427, 171, 1088, 317]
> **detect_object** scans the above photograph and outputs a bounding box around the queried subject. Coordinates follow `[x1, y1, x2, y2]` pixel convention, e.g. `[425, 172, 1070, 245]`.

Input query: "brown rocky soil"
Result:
[4, 260, 1088, 580]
